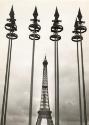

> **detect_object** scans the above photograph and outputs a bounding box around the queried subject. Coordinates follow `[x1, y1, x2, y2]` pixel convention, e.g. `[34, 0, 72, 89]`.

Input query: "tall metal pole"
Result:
[54, 40, 57, 125]
[0, 6, 18, 125]
[0, 39, 11, 125]
[50, 7, 63, 125]
[77, 42, 83, 125]
[56, 40, 59, 125]
[28, 7, 41, 125]
[77, 9, 87, 125]
[72, 8, 87, 125]
[72, 18, 83, 125]
[4, 39, 12, 125]
[80, 40, 87, 125]
[29, 33, 35, 125]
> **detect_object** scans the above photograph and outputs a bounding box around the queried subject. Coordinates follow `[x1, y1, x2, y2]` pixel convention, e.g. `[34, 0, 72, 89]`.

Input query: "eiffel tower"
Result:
[36, 56, 54, 125]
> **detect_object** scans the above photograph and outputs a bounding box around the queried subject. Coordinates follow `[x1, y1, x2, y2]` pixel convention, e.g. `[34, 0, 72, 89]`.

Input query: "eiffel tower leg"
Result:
[47, 118, 54, 125]
[36, 117, 42, 125]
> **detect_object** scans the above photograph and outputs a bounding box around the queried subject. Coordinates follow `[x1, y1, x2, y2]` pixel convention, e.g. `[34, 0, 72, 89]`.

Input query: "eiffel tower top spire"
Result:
[43, 56, 48, 66]
[40, 56, 50, 110]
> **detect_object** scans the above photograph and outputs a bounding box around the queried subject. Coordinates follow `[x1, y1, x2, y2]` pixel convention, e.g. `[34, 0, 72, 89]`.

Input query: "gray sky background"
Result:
[0, 0, 89, 125]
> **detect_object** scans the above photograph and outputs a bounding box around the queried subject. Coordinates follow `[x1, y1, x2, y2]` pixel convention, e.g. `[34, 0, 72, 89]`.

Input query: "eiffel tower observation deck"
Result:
[36, 56, 54, 125]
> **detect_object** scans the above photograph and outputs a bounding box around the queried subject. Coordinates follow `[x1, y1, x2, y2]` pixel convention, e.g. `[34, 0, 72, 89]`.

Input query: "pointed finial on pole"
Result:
[54, 7, 59, 20]
[9, 5, 15, 19]
[74, 18, 78, 28]
[76, 8, 87, 34]
[72, 18, 79, 34]
[77, 8, 82, 22]
[33, 6, 38, 19]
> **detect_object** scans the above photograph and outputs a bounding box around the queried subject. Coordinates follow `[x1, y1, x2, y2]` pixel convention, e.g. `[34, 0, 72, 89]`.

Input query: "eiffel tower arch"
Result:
[36, 56, 54, 125]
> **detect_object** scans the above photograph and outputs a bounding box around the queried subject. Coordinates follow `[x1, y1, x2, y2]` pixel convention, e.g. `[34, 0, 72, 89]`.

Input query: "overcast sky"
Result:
[0, 0, 89, 125]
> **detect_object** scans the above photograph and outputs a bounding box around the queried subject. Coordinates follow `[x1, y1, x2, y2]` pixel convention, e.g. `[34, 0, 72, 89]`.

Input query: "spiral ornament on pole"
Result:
[5, 6, 18, 40]
[50, 8, 63, 41]
[72, 18, 83, 42]
[29, 7, 41, 40]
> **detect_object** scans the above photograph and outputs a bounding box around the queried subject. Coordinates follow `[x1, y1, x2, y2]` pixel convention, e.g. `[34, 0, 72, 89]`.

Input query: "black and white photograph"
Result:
[0, 0, 89, 125]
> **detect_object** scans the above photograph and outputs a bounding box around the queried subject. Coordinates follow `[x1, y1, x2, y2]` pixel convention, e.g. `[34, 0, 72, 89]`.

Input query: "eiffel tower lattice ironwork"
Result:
[36, 56, 54, 125]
